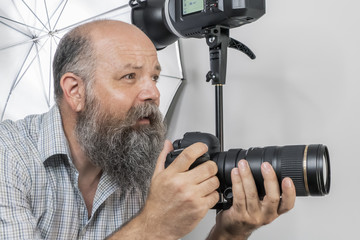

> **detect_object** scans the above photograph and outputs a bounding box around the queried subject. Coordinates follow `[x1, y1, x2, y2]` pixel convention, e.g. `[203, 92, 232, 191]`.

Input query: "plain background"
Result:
[165, 0, 360, 239]
[1, 0, 359, 239]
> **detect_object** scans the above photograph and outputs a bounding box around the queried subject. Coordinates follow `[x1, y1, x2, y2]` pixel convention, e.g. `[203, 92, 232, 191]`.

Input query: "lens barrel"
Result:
[213, 144, 331, 198]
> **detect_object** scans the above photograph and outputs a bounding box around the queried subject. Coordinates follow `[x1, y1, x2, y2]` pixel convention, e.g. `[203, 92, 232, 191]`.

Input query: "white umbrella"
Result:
[0, 0, 183, 121]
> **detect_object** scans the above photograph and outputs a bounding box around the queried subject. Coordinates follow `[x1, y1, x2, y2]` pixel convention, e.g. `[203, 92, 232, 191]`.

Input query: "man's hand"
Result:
[208, 160, 296, 240]
[109, 140, 220, 240]
[142, 140, 220, 239]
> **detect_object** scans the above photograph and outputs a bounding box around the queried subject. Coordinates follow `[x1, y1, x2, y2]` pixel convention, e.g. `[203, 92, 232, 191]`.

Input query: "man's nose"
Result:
[138, 79, 160, 104]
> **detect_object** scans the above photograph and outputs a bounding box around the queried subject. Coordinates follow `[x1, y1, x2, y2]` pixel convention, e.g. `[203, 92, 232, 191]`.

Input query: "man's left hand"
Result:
[208, 160, 296, 240]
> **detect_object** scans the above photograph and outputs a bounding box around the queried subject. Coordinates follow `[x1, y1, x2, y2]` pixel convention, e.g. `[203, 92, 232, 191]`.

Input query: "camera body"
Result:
[165, 132, 220, 169]
[165, 132, 331, 210]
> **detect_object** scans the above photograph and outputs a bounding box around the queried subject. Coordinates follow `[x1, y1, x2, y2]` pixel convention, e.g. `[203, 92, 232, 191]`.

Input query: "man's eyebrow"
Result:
[123, 64, 142, 70]
[155, 64, 162, 71]
[123, 64, 162, 71]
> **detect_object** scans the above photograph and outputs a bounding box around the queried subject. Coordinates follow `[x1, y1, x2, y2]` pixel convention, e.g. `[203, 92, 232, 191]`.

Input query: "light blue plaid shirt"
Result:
[0, 106, 146, 239]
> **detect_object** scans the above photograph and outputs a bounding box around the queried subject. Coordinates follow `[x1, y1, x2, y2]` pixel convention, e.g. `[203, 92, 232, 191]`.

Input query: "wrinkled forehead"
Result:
[112, 47, 158, 56]
[95, 42, 159, 67]
[93, 34, 157, 59]
[92, 42, 161, 75]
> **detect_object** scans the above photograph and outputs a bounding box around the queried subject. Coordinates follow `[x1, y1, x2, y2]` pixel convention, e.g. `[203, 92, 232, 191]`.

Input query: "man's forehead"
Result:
[91, 28, 156, 50]
[114, 48, 159, 62]
[116, 48, 158, 56]
[98, 49, 161, 71]
[95, 38, 158, 57]
[94, 39, 158, 58]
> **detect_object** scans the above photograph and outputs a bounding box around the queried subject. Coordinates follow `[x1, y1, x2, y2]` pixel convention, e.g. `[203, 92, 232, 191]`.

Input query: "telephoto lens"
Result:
[215, 144, 330, 198]
[165, 132, 331, 203]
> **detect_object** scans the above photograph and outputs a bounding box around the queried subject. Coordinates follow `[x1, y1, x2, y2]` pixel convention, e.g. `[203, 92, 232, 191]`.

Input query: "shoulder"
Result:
[0, 114, 43, 146]
[0, 114, 44, 185]
[0, 115, 42, 159]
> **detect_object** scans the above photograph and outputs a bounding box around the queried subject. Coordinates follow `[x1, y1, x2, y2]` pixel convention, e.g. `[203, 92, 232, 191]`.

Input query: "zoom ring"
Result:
[278, 146, 308, 196]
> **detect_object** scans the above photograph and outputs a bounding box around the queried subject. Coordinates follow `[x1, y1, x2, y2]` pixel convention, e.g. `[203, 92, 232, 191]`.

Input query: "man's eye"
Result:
[152, 75, 159, 82]
[122, 73, 136, 79]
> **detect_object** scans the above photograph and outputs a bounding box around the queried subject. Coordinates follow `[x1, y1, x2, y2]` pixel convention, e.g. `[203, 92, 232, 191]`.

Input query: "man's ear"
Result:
[60, 72, 86, 112]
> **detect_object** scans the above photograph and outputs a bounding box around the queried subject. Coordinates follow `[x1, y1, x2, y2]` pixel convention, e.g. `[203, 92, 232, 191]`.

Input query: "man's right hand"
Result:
[107, 140, 219, 240]
[109, 141, 220, 240]
[140, 140, 220, 239]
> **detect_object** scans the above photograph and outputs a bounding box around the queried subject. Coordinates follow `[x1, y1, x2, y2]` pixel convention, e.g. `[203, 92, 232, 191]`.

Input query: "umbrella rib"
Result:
[0, 33, 50, 52]
[34, 42, 50, 107]
[14, 38, 51, 90]
[11, 44, 35, 90]
[52, 0, 68, 31]
[36, 0, 66, 38]
[0, 20, 32, 38]
[44, 0, 52, 30]
[47, 0, 67, 32]
[57, 4, 129, 33]
[49, 0, 67, 22]
[21, 0, 49, 31]
[53, 35, 61, 42]
[0, 39, 34, 51]
[0, 16, 46, 33]
[11, 0, 34, 35]
[48, 37, 54, 106]
[1, 43, 35, 121]
[159, 74, 184, 80]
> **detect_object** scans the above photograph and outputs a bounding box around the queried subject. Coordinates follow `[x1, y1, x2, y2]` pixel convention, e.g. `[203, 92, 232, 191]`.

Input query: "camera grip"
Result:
[165, 149, 211, 170]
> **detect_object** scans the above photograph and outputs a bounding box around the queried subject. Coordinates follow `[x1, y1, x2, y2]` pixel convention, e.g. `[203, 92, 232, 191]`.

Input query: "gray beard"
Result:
[74, 96, 166, 195]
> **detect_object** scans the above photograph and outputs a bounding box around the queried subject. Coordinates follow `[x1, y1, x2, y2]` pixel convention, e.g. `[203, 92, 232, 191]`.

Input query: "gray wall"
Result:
[166, 0, 360, 239]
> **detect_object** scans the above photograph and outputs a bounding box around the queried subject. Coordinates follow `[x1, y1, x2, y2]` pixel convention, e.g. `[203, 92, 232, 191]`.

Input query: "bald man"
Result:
[0, 20, 296, 239]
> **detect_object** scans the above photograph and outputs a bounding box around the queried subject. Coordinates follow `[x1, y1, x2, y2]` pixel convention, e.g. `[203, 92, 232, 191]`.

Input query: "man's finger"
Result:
[230, 167, 247, 212]
[167, 142, 208, 173]
[187, 160, 218, 184]
[196, 175, 220, 197]
[238, 160, 260, 213]
[261, 162, 281, 217]
[278, 177, 296, 215]
[153, 140, 173, 177]
[203, 190, 220, 209]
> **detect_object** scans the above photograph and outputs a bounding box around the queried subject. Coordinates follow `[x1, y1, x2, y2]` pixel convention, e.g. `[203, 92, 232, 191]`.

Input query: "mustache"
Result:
[124, 102, 163, 126]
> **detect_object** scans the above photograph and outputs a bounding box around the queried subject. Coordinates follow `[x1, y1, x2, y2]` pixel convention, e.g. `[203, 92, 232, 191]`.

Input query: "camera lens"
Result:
[305, 144, 331, 196]
[213, 144, 331, 198]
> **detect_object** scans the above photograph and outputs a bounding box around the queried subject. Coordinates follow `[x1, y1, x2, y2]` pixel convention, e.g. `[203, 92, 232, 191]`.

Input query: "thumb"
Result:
[153, 140, 173, 177]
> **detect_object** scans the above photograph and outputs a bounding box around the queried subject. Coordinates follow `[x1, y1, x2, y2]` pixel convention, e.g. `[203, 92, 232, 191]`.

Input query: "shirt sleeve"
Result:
[0, 147, 44, 239]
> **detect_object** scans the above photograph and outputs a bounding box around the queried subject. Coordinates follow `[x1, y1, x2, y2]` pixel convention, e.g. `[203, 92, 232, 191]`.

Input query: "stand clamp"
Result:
[205, 26, 256, 85]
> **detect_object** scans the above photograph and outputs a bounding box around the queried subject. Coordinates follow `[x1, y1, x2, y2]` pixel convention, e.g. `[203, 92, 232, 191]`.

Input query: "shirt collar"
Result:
[38, 105, 71, 163]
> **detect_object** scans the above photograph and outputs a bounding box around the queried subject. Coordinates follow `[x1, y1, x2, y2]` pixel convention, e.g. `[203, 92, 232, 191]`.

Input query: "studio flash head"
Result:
[130, 0, 266, 49]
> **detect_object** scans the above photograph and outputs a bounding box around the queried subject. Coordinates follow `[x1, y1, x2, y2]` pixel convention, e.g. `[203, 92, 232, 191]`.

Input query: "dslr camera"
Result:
[166, 132, 331, 210]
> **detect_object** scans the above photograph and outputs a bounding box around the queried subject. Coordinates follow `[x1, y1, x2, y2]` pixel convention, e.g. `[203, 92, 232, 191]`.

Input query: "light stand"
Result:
[205, 26, 256, 210]
[205, 26, 256, 152]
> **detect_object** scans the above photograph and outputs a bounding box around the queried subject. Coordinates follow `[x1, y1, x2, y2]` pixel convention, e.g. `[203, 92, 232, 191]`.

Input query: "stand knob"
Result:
[206, 71, 216, 82]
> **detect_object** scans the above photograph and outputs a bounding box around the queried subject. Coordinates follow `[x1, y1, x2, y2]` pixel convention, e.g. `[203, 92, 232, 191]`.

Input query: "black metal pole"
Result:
[205, 25, 257, 211]
[215, 84, 224, 152]
[215, 84, 224, 212]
